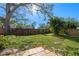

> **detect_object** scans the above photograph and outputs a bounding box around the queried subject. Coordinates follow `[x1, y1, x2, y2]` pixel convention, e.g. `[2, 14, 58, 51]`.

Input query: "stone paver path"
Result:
[0, 46, 61, 56]
[14, 47, 60, 56]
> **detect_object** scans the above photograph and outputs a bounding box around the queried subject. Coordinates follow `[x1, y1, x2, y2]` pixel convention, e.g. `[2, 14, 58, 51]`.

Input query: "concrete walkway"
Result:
[9, 47, 60, 56]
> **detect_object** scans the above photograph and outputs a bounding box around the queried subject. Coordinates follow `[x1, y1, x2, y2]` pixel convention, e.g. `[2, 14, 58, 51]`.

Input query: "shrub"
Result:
[49, 16, 65, 35]
[49, 16, 79, 35]
[0, 36, 10, 49]
[0, 35, 17, 49]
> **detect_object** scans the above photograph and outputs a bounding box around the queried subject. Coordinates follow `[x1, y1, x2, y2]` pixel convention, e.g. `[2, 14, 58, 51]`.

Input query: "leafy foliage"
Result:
[49, 16, 79, 35]
[49, 16, 65, 35]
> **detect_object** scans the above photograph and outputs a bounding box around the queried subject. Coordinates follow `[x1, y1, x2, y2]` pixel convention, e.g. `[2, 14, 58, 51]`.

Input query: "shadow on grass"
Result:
[62, 46, 79, 56]
[57, 34, 79, 43]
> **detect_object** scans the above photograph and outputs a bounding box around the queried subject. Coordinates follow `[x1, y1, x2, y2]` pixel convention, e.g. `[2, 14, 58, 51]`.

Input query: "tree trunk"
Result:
[4, 4, 12, 35]
[4, 14, 11, 35]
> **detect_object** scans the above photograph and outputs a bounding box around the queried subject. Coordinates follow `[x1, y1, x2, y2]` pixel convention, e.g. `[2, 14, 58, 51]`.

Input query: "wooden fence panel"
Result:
[0, 28, 51, 35]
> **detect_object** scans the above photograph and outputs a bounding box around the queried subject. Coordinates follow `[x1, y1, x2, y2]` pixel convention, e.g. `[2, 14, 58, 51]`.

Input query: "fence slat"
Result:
[0, 28, 51, 35]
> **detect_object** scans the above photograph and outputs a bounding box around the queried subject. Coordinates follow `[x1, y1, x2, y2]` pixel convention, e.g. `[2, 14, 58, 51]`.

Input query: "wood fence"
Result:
[11, 28, 51, 35]
[0, 28, 79, 36]
[0, 28, 51, 35]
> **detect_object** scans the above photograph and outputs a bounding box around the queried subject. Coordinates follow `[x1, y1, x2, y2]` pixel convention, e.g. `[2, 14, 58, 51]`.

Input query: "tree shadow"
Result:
[58, 35, 79, 43]
[57, 46, 79, 56]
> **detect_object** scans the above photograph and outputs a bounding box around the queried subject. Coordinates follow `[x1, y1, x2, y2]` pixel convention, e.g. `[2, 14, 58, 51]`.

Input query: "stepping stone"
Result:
[15, 51, 25, 56]
[32, 50, 52, 56]
[0, 48, 18, 56]
[46, 52, 57, 56]
[23, 47, 44, 56]
[32, 51, 47, 56]
[44, 50, 51, 53]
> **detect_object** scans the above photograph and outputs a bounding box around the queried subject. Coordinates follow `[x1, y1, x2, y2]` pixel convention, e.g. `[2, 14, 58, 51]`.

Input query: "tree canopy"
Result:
[0, 3, 54, 34]
[49, 16, 79, 35]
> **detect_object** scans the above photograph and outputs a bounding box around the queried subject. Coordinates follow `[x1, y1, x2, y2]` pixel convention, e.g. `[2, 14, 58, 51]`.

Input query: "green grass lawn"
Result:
[0, 33, 79, 55]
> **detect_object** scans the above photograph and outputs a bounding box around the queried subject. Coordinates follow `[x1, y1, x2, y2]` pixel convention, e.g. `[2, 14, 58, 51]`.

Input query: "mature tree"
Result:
[31, 21, 36, 29]
[49, 16, 79, 35]
[0, 3, 54, 35]
[38, 23, 49, 29]
[65, 18, 78, 29]
[15, 23, 32, 28]
[49, 16, 65, 35]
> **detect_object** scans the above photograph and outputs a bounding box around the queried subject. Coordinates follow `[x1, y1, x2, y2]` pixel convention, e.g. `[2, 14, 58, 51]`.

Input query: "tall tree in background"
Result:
[31, 21, 36, 29]
[49, 16, 65, 35]
[49, 16, 79, 35]
[38, 23, 48, 29]
[0, 3, 53, 35]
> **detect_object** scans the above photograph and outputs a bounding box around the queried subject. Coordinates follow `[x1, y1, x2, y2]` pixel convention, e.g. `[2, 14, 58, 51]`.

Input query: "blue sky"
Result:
[34, 3, 79, 28]
[0, 3, 79, 28]
[53, 3, 79, 20]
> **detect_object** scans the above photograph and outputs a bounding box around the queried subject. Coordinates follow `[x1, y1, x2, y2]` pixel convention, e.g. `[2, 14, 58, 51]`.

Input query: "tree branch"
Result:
[11, 3, 28, 13]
